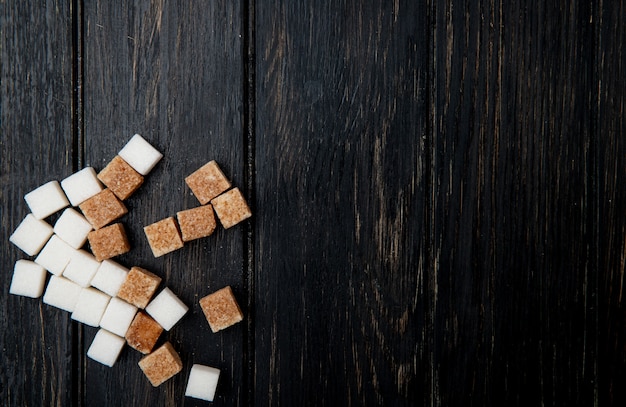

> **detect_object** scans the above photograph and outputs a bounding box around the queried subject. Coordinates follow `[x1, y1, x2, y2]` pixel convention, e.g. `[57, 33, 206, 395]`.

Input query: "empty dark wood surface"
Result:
[1, 1, 625, 406]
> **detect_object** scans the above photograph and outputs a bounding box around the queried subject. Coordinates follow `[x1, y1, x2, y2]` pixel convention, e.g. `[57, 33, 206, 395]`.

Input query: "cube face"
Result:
[9, 260, 48, 298]
[199, 286, 244, 333]
[53, 208, 93, 249]
[90, 260, 129, 297]
[176, 204, 216, 242]
[88, 223, 131, 261]
[145, 288, 189, 331]
[24, 181, 69, 220]
[117, 267, 162, 308]
[138, 342, 183, 387]
[185, 364, 221, 402]
[185, 161, 231, 205]
[97, 155, 144, 200]
[211, 188, 252, 229]
[79, 189, 128, 230]
[87, 329, 126, 367]
[125, 311, 163, 354]
[35, 235, 75, 276]
[99, 297, 138, 337]
[71, 287, 111, 327]
[62, 249, 101, 288]
[9, 214, 54, 256]
[118, 134, 163, 176]
[60, 167, 103, 206]
[43, 275, 83, 312]
[143, 217, 184, 257]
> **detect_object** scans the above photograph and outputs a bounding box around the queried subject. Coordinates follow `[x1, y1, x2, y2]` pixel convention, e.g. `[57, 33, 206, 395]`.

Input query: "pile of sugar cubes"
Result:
[7, 134, 251, 402]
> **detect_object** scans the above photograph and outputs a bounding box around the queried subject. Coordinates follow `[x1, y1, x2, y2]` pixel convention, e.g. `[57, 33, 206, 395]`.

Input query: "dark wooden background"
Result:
[1, 0, 624, 406]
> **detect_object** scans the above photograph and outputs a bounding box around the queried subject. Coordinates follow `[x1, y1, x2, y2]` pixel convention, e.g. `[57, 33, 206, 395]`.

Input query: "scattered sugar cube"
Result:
[9, 260, 48, 298]
[143, 217, 184, 257]
[87, 223, 131, 261]
[97, 155, 144, 200]
[62, 249, 101, 287]
[24, 181, 69, 219]
[118, 134, 163, 175]
[125, 311, 163, 354]
[145, 288, 189, 331]
[185, 160, 231, 205]
[99, 297, 138, 337]
[176, 204, 216, 242]
[35, 235, 76, 276]
[199, 286, 244, 333]
[60, 167, 103, 206]
[53, 208, 93, 249]
[87, 329, 126, 367]
[90, 260, 129, 297]
[117, 267, 161, 308]
[138, 342, 183, 387]
[185, 364, 221, 402]
[9, 214, 54, 256]
[71, 287, 111, 327]
[43, 275, 83, 312]
[79, 189, 128, 229]
[211, 187, 252, 229]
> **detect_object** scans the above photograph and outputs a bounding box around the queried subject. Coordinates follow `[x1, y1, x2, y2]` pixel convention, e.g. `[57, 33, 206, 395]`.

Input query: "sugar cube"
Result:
[62, 249, 101, 287]
[176, 204, 216, 242]
[97, 155, 144, 200]
[99, 297, 138, 337]
[71, 287, 111, 327]
[90, 259, 129, 297]
[43, 275, 83, 312]
[138, 342, 183, 386]
[211, 187, 252, 229]
[199, 286, 244, 333]
[185, 160, 231, 205]
[185, 364, 221, 402]
[87, 329, 126, 367]
[143, 217, 184, 257]
[79, 189, 128, 229]
[9, 214, 53, 256]
[116, 267, 161, 309]
[24, 180, 69, 219]
[125, 311, 163, 354]
[145, 288, 188, 331]
[60, 167, 103, 206]
[118, 134, 163, 175]
[87, 223, 131, 261]
[53, 208, 93, 249]
[35, 235, 76, 276]
[9, 260, 48, 298]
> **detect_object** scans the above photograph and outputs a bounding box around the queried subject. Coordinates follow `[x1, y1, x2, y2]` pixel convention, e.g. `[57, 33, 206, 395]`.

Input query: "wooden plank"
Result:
[0, 1, 76, 405]
[430, 0, 596, 405]
[255, 1, 428, 405]
[82, 1, 247, 405]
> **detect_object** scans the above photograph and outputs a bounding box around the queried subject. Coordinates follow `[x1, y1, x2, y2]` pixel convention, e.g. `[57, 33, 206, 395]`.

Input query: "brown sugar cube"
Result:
[143, 217, 184, 257]
[199, 286, 244, 333]
[79, 188, 128, 229]
[97, 155, 144, 200]
[125, 311, 163, 354]
[87, 223, 131, 261]
[185, 160, 232, 205]
[117, 266, 161, 308]
[176, 204, 216, 242]
[138, 342, 183, 387]
[211, 187, 252, 229]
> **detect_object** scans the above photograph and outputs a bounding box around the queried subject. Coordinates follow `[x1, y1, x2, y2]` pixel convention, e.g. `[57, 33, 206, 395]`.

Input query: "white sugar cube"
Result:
[35, 235, 76, 276]
[145, 287, 189, 331]
[43, 275, 82, 312]
[9, 214, 54, 256]
[9, 260, 48, 298]
[118, 134, 163, 175]
[90, 260, 129, 297]
[99, 297, 138, 337]
[87, 329, 126, 367]
[24, 181, 69, 219]
[62, 249, 100, 287]
[54, 208, 93, 249]
[185, 364, 221, 402]
[60, 167, 104, 206]
[71, 287, 111, 327]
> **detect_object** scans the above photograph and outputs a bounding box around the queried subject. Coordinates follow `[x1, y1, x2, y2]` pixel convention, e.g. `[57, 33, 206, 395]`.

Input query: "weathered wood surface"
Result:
[1, 0, 625, 406]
